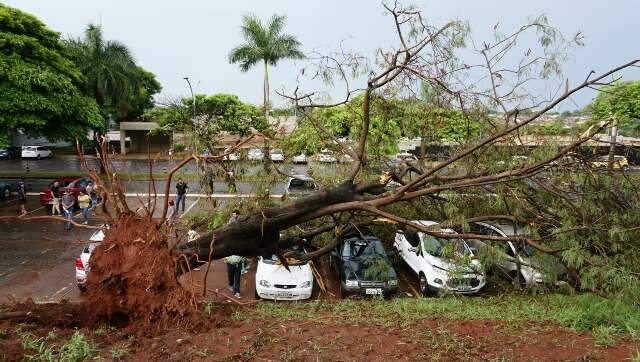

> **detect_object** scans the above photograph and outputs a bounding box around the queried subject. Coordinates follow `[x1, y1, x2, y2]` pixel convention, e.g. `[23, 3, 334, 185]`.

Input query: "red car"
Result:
[39, 177, 93, 207]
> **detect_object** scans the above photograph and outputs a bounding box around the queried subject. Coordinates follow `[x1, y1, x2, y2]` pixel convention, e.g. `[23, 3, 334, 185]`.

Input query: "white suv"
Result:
[394, 220, 485, 296]
[255, 245, 314, 300]
[22, 145, 52, 159]
[75, 228, 105, 291]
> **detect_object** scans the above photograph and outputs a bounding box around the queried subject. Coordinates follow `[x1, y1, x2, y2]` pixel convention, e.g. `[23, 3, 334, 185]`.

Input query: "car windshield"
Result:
[421, 234, 468, 257]
[271, 149, 283, 154]
[262, 244, 306, 265]
[342, 238, 387, 258]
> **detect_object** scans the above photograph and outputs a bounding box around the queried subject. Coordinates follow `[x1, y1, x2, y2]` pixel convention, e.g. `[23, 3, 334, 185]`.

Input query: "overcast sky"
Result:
[6, 0, 639, 110]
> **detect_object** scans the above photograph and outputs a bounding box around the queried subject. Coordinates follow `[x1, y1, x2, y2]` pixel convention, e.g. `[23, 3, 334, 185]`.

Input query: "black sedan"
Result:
[330, 234, 398, 298]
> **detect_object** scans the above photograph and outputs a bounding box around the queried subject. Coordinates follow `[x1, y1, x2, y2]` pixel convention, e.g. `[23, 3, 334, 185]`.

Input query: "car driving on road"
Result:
[75, 227, 105, 291]
[394, 221, 485, 295]
[331, 233, 398, 298]
[255, 245, 314, 300]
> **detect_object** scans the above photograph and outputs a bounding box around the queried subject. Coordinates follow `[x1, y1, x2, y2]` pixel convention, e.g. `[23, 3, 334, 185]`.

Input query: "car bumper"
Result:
[427, 274, 486, 294]
[341, 282, 398, 295]
[256, 285, 312, 300]
[76, 269, 87, 284]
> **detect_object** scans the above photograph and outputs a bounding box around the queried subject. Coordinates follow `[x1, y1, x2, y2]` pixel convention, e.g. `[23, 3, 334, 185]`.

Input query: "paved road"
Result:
[0, 156, 340, 174]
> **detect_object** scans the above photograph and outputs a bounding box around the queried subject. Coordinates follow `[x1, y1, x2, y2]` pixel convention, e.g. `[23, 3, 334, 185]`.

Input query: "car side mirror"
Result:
[408, 247, 416, 253]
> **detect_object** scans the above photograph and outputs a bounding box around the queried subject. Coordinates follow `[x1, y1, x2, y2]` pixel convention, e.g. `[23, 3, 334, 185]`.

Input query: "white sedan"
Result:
[394, 220, 485, 296]
[255, 246, 314, 300]
[75, 228, 105, 291]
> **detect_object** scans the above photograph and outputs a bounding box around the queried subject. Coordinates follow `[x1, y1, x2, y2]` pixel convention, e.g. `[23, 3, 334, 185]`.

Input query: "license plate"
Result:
[277, 292, 295, 298]
[458, 285, 471, 291]
[365, 288, 382, 295]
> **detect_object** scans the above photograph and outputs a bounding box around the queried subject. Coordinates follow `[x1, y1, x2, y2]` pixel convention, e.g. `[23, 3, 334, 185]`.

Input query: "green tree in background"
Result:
[66, 24, 159, 126]
[0, 4, 102, 146]
[148, 93, 267, 151]
[228, 14, 304, 115]
[589, 81, 640, 136]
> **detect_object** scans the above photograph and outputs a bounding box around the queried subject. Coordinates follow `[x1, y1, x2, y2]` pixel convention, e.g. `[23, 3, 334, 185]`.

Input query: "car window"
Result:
[342, 238, 386, 258]
[75, 178, 90, 190]
[403, 228, 421, 247]
[421, 234, 468, 257]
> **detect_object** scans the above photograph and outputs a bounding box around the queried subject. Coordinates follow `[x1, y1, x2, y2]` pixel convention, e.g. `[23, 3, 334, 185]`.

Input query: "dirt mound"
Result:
[84, 216, 199, 331]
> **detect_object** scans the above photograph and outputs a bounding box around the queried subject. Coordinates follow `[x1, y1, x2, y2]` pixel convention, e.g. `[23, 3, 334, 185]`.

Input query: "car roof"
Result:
[290, 174, 314, 181]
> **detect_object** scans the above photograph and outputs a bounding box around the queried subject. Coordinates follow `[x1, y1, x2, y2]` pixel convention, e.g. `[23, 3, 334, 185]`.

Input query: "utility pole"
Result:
[183, 77, 196, 121]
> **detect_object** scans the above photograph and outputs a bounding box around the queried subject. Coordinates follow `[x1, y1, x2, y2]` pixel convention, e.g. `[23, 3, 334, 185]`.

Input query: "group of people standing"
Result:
[50, 181, 98, 230]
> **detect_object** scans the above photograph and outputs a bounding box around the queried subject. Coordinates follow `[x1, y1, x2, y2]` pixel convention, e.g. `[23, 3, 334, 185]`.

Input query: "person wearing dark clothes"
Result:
[17, 178, 27, 215]
[175, 178, 188, 213]
[225, 255, 244, 298]
[61, 191, 75, 230]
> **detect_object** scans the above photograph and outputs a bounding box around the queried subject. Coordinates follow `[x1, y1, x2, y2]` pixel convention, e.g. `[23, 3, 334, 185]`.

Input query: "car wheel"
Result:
[254, 289, 261, 300]
[622, 165, 629, 172]
[77, 284, 86, 293]
[36, 154, 41, 160]
[340, 285, 350, 299]
[2, 187, 10, 200]
[419, 272, 431, 297]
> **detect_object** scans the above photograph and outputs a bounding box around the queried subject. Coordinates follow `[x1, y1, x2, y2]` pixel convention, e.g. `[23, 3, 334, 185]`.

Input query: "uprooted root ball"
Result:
[84, 216, 198, 330]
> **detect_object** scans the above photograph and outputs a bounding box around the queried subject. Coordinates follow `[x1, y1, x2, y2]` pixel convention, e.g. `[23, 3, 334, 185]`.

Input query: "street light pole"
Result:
[183, 77, 196, 120]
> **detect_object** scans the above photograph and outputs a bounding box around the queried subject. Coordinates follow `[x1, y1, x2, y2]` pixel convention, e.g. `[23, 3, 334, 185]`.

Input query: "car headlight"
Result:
[533, 272, 543, 280]
[387, 279, 398, 287]
[259, 280, 271, 287]
[300, 281, 312, 288]
[345, 279, 358, 287]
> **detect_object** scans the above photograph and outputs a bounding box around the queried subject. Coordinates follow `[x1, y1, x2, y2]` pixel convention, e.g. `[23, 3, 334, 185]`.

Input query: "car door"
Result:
[401, 228, 422, 273]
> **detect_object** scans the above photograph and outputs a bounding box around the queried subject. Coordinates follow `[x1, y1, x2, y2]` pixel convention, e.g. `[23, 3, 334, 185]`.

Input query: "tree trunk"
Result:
[263, 60, 271, 172]
[177, 181, 357, 266]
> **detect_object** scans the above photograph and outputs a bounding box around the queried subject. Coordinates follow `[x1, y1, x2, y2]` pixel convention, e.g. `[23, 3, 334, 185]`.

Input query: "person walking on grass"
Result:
[175, 178, 188, 213]
[16, 178, 27, 216]
[77, 190, 91, 225]
[61, 191, 75, 230]
[51, 181, 61, 216]
[225, 254, 244, 299]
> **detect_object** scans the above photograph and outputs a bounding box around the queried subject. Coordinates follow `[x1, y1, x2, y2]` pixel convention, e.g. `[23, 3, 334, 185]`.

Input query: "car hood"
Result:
[256, 261, 312, 285]
[343, 256, 397, 281]
[429, 255, 483, 275]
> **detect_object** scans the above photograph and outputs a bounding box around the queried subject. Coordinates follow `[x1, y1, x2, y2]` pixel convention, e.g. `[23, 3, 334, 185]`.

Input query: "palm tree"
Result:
[229, 14, 304, 116]
[66, 24, 140, 125]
